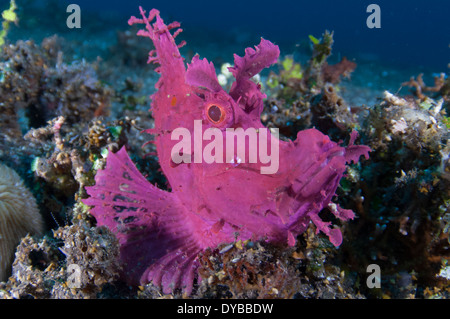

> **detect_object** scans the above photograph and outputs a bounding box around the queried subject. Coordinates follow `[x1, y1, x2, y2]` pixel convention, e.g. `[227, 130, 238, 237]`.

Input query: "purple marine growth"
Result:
[83, 7, 370, 294]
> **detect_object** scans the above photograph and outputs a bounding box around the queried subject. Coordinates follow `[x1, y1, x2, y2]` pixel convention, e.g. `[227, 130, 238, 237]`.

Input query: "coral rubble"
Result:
[0, 208, 121, 299]
[0, 37, 111, 132]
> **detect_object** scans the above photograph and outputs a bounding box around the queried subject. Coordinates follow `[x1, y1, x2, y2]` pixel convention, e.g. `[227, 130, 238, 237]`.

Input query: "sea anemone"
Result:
[0, 163, 44, 282]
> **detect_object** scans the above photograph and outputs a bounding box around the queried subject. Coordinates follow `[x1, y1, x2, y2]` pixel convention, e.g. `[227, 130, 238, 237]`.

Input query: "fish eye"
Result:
[206, 104, 226, 124]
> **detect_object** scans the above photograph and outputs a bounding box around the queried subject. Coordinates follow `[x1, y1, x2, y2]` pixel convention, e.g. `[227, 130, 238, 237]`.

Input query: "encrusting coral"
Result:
[0, 163, 44, 282]
[0, 37, 111, 131]
[0, 216, 121, 299]
[338, 88, 450, 297]
[262, 31, 358, 142]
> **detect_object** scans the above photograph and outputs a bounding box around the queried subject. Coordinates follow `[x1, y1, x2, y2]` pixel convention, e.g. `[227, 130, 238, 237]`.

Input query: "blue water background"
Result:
[4, 0, 449, 69]
[68, 0, 449, 69]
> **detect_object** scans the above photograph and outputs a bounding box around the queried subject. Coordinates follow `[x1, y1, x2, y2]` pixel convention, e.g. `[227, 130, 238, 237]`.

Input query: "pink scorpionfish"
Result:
[84, 7, 370, 294]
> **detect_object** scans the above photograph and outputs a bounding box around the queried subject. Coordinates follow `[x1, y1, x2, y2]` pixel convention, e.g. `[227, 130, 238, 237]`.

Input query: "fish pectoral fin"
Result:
[83, 146, 200, 294]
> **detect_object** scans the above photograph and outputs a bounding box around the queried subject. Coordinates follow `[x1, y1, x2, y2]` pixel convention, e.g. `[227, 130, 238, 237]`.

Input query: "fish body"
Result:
[84, 7, 370, 294]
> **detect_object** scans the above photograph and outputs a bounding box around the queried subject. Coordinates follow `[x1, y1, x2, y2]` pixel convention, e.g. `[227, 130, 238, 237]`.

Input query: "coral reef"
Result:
[0, 34, 116, 191]
[0, 206, 122, 299]
[337, 89, 450, 298]
[0, 114, 140, 299]
[27, 117, 82, 197]
[0, 37, 111, 131]
[262, 31, 359, 142]
[0, 163, 43, 282]
[255, 28, 450, 300]
[39, 58, 112, 124]
[196, 241, 303, 299]
[22, 113, 133, 228]
[136, 225, 363, 299]
[0, 29, 138, 295]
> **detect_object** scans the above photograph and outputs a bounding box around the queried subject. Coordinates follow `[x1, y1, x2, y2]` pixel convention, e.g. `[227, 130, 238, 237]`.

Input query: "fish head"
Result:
[184, 38, 280, 131]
